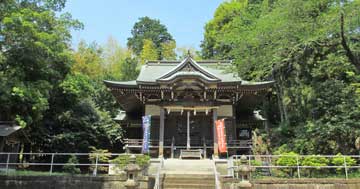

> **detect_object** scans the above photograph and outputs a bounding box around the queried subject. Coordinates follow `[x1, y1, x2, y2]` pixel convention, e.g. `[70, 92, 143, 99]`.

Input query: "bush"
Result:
[331, 153, 356, 175]
[276, 152, 298, 166]
[111, 154, 150, 170]
[63, 155, 81, 175]
[89, 147, 111, 174]
[250, 160, 262, 166]
[276, 152, 298, 177]
[301, 155, 329, 177]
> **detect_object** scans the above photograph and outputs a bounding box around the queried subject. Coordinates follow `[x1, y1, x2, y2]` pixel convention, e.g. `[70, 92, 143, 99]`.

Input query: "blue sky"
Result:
[63, 0, 223, 49]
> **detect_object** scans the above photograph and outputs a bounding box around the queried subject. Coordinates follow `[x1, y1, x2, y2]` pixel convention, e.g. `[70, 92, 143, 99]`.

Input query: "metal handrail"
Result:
[0, 152, 149, 176]
[213, 159, 222, 189]
[228, 155, 358, 180]
[153, 158, 164, 189]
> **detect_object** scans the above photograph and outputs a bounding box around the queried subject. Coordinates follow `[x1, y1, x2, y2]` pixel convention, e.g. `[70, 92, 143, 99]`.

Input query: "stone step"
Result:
[162, 178, 215, 184]
[159, 159, 216, 189]
[162, 159, 214, 173]
[161, 174, 215, 189]
[162, 183, 215, 189]
[162, 173, 214, 179]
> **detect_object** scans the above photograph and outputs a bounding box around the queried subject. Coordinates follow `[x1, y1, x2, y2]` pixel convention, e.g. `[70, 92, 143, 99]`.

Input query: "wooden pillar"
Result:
[0, 137, 5, 152]
[213, 109, 219, 158]
[187, 111, 190, 150]
[159, 108, 165, 157]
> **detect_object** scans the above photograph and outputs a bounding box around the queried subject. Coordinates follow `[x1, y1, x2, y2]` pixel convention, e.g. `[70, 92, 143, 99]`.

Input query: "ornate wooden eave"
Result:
[103, 56, 274, 112]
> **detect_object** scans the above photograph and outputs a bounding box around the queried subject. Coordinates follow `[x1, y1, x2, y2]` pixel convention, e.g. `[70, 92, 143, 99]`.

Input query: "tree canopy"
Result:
[0, 0, 125, 153]
[0, 0, 82, 126]
[127, 16, 175, 60]
[202, 0, 360, 154]
[3, 0, 360, 156]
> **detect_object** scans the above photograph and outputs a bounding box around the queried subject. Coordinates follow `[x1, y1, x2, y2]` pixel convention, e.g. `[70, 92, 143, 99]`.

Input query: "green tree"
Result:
[102, 36, 132, 80]
[202, 0, 360, 155]
[0, 0, 82, 126]
[72, 40, 104, 78]
[63, 155, 81, 175]
[34, 73, 122, 153]
[140, 39, 158, 64]
[177, 46, 202, 60]
[201, 0, 250, 59]
[161, 40, 177, 60]
[119, 57, 139, 81]
[127, 16, 174, 58]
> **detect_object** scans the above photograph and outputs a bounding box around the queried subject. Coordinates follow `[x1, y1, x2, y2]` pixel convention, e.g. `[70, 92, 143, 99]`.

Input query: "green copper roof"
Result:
[137, 57, 241, 84]
[104, 56, 274, 87]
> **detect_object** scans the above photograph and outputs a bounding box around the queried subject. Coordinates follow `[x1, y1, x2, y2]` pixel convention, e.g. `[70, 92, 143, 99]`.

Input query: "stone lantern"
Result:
[232, 155, 255, 189]
[124, 154, 141, 189]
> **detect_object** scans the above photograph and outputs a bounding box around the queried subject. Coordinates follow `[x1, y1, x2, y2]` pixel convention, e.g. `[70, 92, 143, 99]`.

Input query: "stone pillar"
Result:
[213, 109, 219, 158]
[159, 108, 165, 157]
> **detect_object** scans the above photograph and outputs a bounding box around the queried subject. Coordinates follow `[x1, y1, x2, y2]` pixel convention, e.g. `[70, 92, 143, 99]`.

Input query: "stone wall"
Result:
[221, 178, 360, 189]
[0, 175, 150, 189]
[3, 175, 360, 189]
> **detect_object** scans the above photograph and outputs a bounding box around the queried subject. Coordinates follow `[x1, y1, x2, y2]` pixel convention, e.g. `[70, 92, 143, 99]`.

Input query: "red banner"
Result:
[215, 119, 227, 153]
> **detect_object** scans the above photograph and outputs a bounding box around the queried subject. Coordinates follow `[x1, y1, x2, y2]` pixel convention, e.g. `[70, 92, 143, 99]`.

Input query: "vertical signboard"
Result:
[215, 119, 227, 153]
[142, 115, 151, 154]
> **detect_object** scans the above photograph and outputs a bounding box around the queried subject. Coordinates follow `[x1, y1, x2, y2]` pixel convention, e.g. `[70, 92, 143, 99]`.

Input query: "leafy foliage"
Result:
[276, 152, 298, 167]
[301, 155, 330, 177]
[140, 39, 158, 64]
[111, 154, 150, 169]
[0, 0, 82, 126]
[63, 155, 81, 175]
[127, 16, 174, 58]
[161, 40, 177, 60]
[202, 0, 360, 155]
[89, 147, 111, 173]
[275, 152, 298, 177]
[301, 155, 329, 167]
[331, 153, 356, 174]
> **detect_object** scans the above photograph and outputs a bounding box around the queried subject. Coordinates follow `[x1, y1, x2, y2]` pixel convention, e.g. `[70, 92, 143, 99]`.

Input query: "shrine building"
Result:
[104, 56, 273, 158]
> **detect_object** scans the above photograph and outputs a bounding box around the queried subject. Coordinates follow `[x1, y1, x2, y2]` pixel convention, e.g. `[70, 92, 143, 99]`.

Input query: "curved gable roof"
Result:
[136, 57, 243, 84]
[156, 56, 220, 82]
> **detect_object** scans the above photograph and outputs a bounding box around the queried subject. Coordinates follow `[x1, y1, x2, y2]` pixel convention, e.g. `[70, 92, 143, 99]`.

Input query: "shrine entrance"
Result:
[161, 107, 217, 158]
[165, 112, 212, 148]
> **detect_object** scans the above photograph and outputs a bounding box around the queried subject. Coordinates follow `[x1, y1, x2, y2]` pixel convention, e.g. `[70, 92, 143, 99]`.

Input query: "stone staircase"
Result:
[161, 174, 215, 189]
[160, 159, 215, 189]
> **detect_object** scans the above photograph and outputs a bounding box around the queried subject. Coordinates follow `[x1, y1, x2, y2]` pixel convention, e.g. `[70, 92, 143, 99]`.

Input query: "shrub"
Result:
[63, 155, 81, 175]
[276, 152, 298, 166]
[331, 153, 356, 174]
[301, 155, 329, 177]
[276, 152, 298, 177]
[89, 147, 111, 174]
[111, 154, 150, 170]
[250, 160, 262, 166]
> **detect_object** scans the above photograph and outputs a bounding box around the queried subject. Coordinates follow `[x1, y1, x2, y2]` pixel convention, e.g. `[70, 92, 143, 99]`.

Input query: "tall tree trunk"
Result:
[274, 75, 289, 123]
[340, 12, 360, 72]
